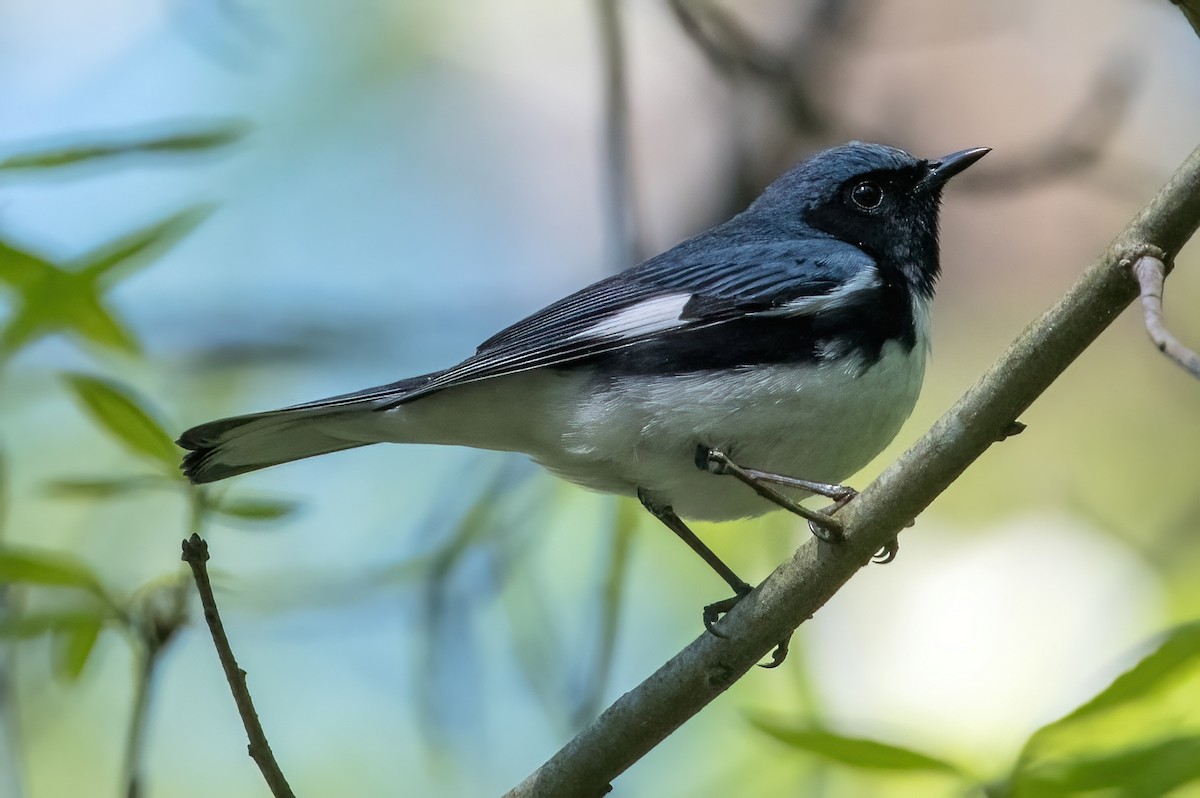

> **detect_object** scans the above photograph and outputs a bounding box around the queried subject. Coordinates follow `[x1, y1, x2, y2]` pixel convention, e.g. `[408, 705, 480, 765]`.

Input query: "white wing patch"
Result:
[756, 265, 881, 317]
[573, 293, 692, 341]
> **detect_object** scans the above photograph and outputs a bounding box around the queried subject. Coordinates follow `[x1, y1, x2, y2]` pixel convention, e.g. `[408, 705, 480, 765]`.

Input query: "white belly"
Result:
[535, 340, 926, 520]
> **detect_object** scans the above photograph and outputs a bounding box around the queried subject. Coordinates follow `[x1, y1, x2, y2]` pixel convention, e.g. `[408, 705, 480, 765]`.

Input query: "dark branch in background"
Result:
[123, 582, 188, 798]
[667, 0, 861, 218]
[667, 0, 834, 134]
[504, 140, 1200, 798]
[956, 58, 1140, 193]
[1174, 0, 1200, 39]
[123, 642, 160, 798]
[181, 534, 295, 798]
[666, 0, 1142, 217]
[595, 0, 642, 270]
[1131, 252, 1200, 379]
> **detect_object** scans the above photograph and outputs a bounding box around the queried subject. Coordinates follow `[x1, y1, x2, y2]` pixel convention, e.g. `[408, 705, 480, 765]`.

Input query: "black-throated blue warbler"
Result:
[180, 141, 988, 658]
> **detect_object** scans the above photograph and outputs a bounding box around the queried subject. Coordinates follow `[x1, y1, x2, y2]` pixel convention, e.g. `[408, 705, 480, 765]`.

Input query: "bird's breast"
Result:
[547, 329, 928, 520]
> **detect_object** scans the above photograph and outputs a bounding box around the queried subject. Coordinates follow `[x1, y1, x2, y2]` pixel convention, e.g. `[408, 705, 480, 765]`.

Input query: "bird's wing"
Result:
[292, 239, 879, 411]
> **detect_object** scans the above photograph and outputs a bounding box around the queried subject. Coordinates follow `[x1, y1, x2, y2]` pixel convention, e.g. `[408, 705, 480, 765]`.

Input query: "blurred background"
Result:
[3, 0, 1200, 796]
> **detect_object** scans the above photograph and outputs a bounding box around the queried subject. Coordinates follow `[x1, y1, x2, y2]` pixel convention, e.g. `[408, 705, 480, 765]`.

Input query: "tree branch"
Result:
[181, 534, 295, 798]
[595, 0, 641, 271]
[1131, 253, 1200, 378]
[504, 142, 1200, 798]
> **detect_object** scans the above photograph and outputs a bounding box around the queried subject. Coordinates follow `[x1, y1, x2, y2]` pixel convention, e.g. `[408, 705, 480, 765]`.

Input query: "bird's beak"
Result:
[921, 147, 990, 189]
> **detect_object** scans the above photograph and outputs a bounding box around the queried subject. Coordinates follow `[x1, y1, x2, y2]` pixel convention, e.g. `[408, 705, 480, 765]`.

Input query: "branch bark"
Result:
[505, 143, 1200, 798]
[182, 534, 295, 798]
[1132, 253, 1200, 378]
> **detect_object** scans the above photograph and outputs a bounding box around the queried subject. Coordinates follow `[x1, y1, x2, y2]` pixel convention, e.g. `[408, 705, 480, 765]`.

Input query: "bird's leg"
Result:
[725, 465, 857, 506]
[697, 446, 847, 543]
[735, 464, 859, 533]
[699, 446, 899, 563]
[637, 490, 790, 667]
[637, 490, 750, 630]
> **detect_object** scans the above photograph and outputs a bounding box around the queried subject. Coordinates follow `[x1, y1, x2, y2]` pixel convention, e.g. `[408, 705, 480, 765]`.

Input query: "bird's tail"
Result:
[178, 373, 439, 484]
[178, 406, 372, 484]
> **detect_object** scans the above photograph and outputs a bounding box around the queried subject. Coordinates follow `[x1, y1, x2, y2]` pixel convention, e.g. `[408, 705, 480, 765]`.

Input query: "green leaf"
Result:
[77, 205, 214, 284]
[749, 717, 965, 776]
[212, 496, 300, 522]
[1, 275, 141, 356]
[0, 205, 211, 358]
[0, 547, 107, 596]
[1053, 621, 1200, 723]
[1012, 736, 1200, 798]
[0, 240, 51, 290]
[52, 616, 103, 681]
[1009, 622, 1200, 797]
[0, 609, 112, 639]
[63, 374, 179, 470]
[0, 123, 247, 171]
[45, 476, 173, 499]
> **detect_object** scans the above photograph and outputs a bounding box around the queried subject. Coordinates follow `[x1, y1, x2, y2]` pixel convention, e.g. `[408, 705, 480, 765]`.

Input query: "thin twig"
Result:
[595, 0, 640, 270]
[1131, 253, 1200, 379]
[504, 141, 1200, 798]
[181, 534, 296, 798]
[122, 580, 188, 798]
[122, 646, 158, 798]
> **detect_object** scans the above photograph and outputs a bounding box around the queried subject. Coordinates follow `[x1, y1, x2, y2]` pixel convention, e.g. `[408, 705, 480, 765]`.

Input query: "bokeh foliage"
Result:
[2, 2, 1200, 797]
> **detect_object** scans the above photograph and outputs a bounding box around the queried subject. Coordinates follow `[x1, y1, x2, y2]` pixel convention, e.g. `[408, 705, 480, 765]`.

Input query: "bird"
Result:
[179, 141, 987, 662]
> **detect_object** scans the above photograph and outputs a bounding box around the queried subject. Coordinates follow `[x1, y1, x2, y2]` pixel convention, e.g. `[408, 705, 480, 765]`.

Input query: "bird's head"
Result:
[749, 142, 989, 299]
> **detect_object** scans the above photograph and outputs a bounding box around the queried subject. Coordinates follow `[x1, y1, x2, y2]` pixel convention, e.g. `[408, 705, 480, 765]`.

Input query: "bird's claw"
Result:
[759, 637, 791, 669]
[807, 513, 845, 544]
[702, 594, 743, 638]
[701, 585, 791, 667]
[703, 579, 752, 637]
[872, 536, 899, 564]
[871, 518, 914, 563]
[805, 492, 858, 544]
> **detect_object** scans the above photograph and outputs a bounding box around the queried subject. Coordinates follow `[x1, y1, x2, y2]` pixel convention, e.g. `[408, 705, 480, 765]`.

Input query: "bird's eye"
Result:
[850, 181, 884, 210]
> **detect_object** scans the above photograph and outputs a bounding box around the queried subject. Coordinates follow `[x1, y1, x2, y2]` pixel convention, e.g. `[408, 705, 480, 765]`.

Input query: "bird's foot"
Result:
[873, 536, 899, 564]
[806, 513, 845, 544]
[805, 492, 861, 544]
[702, 576, 752, 638]
[702, 591, 747, 638]
[698, 446, 851, 543]
[701, 582, 791, 668]
[871, 517, 914, 563]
